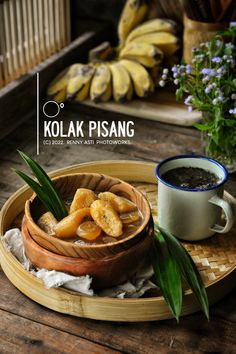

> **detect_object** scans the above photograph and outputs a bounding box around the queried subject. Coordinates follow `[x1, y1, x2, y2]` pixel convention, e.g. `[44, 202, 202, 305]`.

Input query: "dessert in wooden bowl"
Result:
[24, 173, 152, 259]
[21, 217, 153, 290]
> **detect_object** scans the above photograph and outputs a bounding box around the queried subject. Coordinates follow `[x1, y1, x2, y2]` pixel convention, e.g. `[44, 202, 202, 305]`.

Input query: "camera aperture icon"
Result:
[43, 100, 64, 118]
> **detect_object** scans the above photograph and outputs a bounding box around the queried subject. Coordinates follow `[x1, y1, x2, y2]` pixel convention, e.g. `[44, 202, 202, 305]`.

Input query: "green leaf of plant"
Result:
[193, 123, 211, 131]
[14, 169, 57, 217]
[17, 150, 68, 219]
[158, 226, 209, 320]
[152, 231, 182, 322]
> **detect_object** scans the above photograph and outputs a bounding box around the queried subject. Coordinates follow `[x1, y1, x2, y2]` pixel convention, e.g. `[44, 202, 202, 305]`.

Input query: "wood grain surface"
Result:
[82, 89, 202, 127]
[0, 105, 235, 353]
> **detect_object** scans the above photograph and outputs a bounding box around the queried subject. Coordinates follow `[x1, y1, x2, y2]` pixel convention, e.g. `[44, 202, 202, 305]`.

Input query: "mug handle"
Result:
[209, 195, 235, 233]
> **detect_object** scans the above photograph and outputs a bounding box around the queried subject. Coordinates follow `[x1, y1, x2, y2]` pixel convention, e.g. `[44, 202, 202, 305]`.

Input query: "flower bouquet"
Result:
[159, 24, 236, 171]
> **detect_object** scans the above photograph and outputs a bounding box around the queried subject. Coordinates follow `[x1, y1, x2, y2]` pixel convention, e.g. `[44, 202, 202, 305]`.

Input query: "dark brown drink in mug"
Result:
[161, 167, 220, 189]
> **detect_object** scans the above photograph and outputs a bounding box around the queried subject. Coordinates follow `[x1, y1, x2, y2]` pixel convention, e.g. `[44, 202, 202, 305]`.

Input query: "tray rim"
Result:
[0, 160, 235, 322]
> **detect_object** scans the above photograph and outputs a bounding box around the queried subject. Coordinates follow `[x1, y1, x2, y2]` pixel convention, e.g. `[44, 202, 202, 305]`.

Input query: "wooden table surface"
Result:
[0, 104, 235, 354]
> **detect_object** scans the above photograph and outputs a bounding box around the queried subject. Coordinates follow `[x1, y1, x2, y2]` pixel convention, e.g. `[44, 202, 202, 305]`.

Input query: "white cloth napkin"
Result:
[2, 229, 158, 298]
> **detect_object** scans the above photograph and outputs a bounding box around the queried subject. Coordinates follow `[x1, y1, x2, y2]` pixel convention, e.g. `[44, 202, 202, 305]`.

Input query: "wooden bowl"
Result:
[24, 173, 151, 259]
[21, 217, 153, 290]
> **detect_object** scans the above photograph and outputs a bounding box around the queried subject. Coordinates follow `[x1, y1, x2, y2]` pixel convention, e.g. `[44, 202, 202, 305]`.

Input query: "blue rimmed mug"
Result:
[156, 155, 235, 241]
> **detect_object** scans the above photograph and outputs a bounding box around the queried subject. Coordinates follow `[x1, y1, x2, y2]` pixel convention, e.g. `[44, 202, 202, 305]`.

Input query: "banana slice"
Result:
[54, 208, 91, 239]
[109, 62, 133, 103]
[90, 200, 123, 237]
[37, 212, 57, 235]
[119, 59, 154, 97]
[90, 64, 112, 103]
[98, 192, 137, 213]
[126, 18, 177, 43]
[70, 188, 97, 214]
[130, 32, 179, 57]
[67, 64, 95, 102]
[118, 0, 149, 45]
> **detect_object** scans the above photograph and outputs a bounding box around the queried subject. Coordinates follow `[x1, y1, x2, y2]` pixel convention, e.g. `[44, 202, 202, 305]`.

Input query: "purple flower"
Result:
[201, 68, 211, 75]
[184, 95, 193, 105]
[188, 106, 193, 112]
[210, 70, 216, 77]
[229, 108, 236, 114]
[212, 57, 221, 63]
[186, 64, 191, 74]
[230, 22, 236, 27]
[171, 66, 177, 72]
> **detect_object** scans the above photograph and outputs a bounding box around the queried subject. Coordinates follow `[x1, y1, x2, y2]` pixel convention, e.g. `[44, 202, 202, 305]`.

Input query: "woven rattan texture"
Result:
[134, 182, 236, 286]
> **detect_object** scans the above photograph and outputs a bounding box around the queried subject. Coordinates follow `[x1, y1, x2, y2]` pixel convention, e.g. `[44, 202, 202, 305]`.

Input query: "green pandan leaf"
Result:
[152, 231, 182, 322]
[17, 150, 68, 220]
[158, 227, 209, 320]
[15, 151, 68, 220]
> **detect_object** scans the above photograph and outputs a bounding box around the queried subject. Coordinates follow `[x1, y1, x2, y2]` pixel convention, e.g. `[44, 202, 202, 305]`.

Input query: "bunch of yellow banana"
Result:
[67, 65, 95, 102]
[90, 64, 112, 103]
[118, 18, 179, 68]
[47, 0, 181, 104]
[118, 0, 149, 46]
[47, 64, 82, 103]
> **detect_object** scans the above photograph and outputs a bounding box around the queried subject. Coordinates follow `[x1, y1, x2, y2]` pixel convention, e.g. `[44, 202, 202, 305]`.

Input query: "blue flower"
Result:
[201, 68, 211, 75]
[171, 66, 177, 72]
[186, 64, 191, 74]
[184, 95, 193, 105]
[205, 86, 211, 94]
[218, 96, 224, 101]
[212, 57, 221, 63]
[209, 70, 216, 77]
[230, 22, 236, 27]
[188, 106, 193, 112]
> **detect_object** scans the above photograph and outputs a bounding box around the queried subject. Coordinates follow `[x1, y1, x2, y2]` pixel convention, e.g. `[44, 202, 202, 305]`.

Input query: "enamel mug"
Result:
[156, 155, 235, 241]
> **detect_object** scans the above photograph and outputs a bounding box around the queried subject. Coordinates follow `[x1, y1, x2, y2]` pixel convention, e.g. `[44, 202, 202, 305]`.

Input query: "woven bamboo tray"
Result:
[0, 161, 236, 322]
